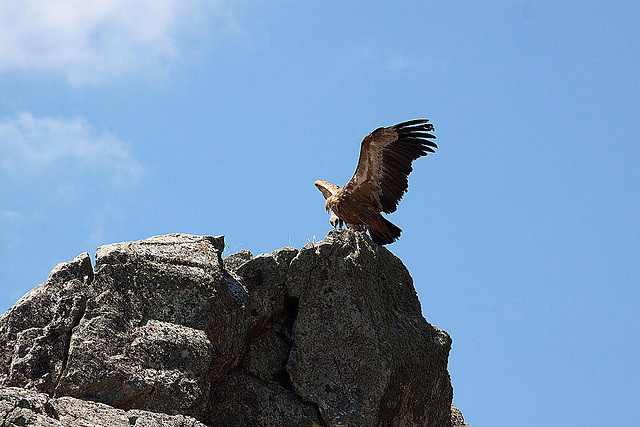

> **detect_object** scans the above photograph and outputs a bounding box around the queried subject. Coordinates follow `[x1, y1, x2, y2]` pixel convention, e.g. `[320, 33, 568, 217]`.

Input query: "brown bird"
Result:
[315, 119, 437, 245]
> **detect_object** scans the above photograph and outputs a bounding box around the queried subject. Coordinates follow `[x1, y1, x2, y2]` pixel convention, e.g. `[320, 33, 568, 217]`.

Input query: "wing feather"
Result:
[344, 119, 437, 214]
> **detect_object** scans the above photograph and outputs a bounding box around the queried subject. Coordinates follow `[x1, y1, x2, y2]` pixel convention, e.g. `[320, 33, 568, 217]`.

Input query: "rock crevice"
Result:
[54, 293, 87, 396]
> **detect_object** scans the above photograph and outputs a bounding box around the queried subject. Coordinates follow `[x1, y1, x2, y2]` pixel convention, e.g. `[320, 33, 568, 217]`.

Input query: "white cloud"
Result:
[0, 113, 142, 186]
[0, 113, 142, 255]
[356, 45, 448, 75]
[386, 52, 422, 72]
[0, 0, 234, 85]
[0, 210, 25, 224]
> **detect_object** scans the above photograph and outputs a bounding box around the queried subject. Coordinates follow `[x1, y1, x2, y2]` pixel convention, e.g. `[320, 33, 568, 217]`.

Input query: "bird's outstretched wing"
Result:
[343, 119, 437, 214]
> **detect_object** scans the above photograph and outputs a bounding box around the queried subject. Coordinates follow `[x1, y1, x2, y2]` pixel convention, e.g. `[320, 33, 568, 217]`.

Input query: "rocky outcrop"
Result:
[0, 230, 468, 426]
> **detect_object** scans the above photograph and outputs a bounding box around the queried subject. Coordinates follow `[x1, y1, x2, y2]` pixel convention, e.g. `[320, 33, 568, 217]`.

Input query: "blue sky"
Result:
[0, 1, 638, 425]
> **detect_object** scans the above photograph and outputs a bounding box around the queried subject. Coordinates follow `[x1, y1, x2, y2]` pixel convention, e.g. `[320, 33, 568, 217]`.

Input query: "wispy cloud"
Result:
[0, 210, 25, 224]
[0, 0, 237, 85]
[386, 52, 423, 72]
[357, 45, 448, 74]
[0, 113, 142, 254]
[0, 113, 142, 186]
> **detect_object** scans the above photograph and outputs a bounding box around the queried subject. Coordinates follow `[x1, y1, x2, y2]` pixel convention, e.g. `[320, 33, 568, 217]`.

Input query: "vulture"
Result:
[315, 119, 437, 245]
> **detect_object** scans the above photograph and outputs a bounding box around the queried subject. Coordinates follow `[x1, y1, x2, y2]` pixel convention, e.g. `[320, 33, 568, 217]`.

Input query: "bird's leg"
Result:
[347, 223, 366, 232]
[329, 211, 340, 228]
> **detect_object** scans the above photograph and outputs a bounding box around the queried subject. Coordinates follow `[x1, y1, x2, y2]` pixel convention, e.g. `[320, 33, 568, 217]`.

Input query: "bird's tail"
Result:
[369, 216, 402, 245]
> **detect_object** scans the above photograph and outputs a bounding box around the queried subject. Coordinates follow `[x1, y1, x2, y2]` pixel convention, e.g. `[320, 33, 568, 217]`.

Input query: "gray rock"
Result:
[56, 234, 227, 417]
[207, 371, 321, 426]
[451, 403, 471, 426]
[223, 249, 253, 271]
[0, 252, 92, 395]
[285, 230, 453, 426]
[0, 230, 469, 427]
[0, 386, 207, 426]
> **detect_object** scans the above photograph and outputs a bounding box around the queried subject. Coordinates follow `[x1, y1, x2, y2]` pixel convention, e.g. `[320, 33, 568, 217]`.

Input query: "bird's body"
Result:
[315, 119, 437, 245]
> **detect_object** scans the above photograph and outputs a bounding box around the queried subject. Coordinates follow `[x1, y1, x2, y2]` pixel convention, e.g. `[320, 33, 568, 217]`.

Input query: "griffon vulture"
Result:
[315, 119, 437, 245]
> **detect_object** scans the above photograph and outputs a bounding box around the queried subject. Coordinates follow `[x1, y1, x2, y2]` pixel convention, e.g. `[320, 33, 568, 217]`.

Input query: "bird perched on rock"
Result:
[315, 119, 437, 245]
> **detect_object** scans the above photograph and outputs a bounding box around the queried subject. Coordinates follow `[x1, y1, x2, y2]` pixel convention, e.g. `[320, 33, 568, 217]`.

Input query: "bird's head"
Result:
[314, 180, 340, 199]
